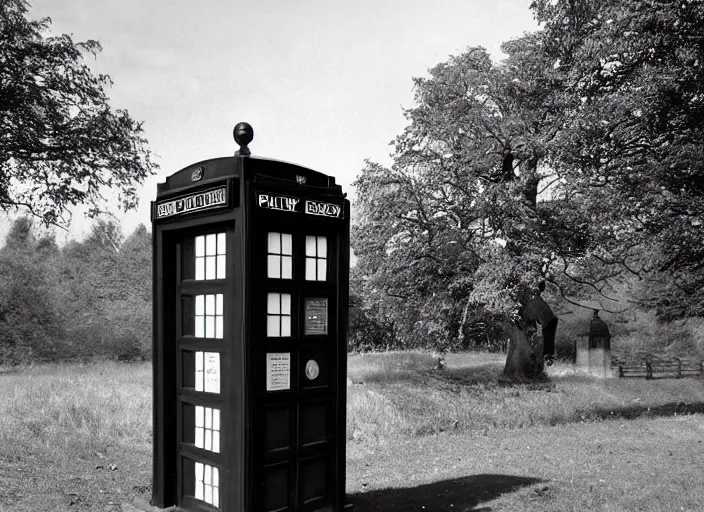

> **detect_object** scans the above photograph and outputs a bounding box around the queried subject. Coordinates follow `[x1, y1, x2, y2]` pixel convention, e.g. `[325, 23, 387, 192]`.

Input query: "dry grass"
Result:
[0, 362, 152, 511]
[0, 352, 702, 511]
[346, 350, 704, 444]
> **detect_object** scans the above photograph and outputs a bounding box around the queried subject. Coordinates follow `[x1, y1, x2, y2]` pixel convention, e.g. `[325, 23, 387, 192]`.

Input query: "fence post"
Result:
[677, 357, 682, 378]
[646, 360, 653, 380]
[619, 364, 624, 378]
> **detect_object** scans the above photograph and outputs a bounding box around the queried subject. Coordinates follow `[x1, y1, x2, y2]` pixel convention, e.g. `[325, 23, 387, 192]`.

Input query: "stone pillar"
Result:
[588, 310, 612, 378]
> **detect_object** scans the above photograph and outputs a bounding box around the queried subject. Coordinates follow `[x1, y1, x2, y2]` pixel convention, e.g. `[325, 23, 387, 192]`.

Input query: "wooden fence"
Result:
[611, 356, 704, 379]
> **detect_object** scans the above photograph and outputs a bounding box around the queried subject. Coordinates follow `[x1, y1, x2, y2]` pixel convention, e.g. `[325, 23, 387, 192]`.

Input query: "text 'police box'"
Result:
[151, 150, 350, 512]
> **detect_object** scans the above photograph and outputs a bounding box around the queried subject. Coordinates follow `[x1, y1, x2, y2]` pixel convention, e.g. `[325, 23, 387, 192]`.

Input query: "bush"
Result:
[349, 304, 396, 353]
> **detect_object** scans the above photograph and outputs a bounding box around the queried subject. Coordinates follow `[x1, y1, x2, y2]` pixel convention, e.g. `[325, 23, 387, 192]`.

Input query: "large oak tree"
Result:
[352, 0, 704, 379]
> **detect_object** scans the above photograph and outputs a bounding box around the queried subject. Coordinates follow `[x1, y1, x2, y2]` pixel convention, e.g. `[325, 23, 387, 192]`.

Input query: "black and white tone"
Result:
[1, 1, 703, 511]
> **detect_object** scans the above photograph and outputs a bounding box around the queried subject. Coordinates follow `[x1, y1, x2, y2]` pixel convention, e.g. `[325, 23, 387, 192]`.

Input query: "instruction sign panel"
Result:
[305, 298, 328, 335]
[266, 352, 291, 391]
[204, 352, 221, 394]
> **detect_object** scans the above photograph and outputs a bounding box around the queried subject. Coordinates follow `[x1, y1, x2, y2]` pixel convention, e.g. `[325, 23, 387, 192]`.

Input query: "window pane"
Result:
[216, 255, 226, 279]
[267, 293, 280, 314]
[281, 234, 292, 255]
[216, 294, 223, 315]
[267, 255, 281, 278]
[195, 463, 204, 500]
[195, 295, 204, 315]
[205, 256, 216, 279]
[268, 232, 280, 253]
[267, 315, 280, 337]
[213, 409, 220, 430]
[217, 233, 226, 255]
[205, 486, 212, 504]
[206, 234, 217, 255]
[195, 258, 204, 280]
[281, 294, 291, 314]
[205, 466, 212, 485]
[305, 258, 316, 281]
[195, 316, 204, 338]
[205, 295, 215, 315]
[205, 316, 215, 338]
[195, 427, 204, 448]
[205, 429, 212, 451]
[317, 236, 327, 257]
[318, 259, 327, 281]
[213, 467, 219, 487]
[281, 256, 292, 279]
[195, 406, 204, 427]
[213, 490, 219, 508]
[305, 236, 316, 256]
[215, 317, 223, 339]
[281, 317, 291, 337]
[195, 236, 205, 257]
[195, 350, 204, 391]
[213, 431, 220, 453]
[205, 408, 212, 428]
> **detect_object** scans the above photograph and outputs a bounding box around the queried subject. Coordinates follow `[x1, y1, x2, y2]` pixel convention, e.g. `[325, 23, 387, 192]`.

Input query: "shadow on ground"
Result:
[348, 474, 542, 512]
[579, 401, 704, 420]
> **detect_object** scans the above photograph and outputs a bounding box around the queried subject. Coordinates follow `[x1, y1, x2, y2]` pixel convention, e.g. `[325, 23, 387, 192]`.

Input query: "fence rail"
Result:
[611, 356, 704, 379]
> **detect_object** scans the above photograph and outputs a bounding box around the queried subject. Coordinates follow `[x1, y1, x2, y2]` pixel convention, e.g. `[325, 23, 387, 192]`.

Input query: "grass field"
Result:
[0, 352, 702, 511]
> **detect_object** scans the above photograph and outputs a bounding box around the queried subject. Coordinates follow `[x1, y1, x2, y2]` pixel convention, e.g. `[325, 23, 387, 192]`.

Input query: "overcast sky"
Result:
[1, 0, 539, 244]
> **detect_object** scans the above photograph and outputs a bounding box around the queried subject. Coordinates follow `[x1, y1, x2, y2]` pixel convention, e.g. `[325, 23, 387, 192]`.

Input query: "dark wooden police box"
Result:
[150, 123, 350, 512]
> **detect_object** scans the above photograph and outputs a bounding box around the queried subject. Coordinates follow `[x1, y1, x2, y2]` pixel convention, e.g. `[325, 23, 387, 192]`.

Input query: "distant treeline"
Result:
[0, 216, 151, 365]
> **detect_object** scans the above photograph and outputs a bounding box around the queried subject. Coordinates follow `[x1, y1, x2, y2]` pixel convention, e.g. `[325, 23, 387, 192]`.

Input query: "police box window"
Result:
[195, 233, 226, 280]
[195, 462, 219, 508]
[267, 293, 292, 337]
[195, 406, 221, 453]
[195, 294, 223, 339]
[305, 236, 327, 281]
[267, 232, 293, 279]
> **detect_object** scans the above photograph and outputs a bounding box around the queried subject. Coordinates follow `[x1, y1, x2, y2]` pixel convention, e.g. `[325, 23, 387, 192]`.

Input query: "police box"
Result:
[151, 123, 350, 512]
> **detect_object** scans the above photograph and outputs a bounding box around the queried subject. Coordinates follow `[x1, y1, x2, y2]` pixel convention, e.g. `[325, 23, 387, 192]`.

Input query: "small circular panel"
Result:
[305, 359, 320, 381]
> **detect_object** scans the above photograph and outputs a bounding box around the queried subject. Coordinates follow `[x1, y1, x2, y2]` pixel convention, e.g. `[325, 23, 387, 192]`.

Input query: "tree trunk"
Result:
[502, 322, 544, 381]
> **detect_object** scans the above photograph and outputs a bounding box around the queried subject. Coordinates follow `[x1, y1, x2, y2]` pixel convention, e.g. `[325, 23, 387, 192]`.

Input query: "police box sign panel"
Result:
[305, 200, 342, 218]
[257, 193, 342, 219]
[258, 193, 299, 213]
[156, 187, 227, 219]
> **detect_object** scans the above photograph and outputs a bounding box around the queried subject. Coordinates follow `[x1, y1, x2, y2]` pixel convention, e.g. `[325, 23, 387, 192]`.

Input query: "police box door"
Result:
[251, 211, 342, 512]
[173, 224, 236, 511]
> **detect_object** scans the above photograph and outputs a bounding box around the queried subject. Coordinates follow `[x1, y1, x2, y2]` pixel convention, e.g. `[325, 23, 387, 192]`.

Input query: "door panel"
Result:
[252, 216, 340, 511]
[175, 225, 234, 511]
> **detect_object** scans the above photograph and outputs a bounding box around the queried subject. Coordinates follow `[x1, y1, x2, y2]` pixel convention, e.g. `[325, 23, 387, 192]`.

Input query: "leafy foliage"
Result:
[0, 216, 152, 364]
[0, 218, 65, 364]
[532, 0, 704, 318]
[0, 0, 157, 226]
[351, 0, 704, 354]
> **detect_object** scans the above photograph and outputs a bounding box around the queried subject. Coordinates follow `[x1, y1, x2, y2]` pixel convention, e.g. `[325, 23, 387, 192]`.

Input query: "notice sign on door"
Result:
[305, 298, 328, 335]
[266, 352, 291, 391]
